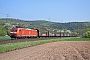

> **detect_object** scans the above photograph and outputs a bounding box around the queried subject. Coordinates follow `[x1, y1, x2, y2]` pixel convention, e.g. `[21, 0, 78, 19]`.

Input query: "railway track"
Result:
[0, 37, 59, 44]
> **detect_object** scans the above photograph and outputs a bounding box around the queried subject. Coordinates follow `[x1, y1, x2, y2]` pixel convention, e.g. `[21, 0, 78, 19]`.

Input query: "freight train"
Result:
[10, 27, 78, 39]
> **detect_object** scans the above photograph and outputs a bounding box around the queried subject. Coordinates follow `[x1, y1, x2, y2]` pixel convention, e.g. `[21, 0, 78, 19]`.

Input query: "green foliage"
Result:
[0, 26, 6, 36]
[0, 26, 9, 36]
[86, 28, 90, 31]
[1, 18, 90, 31]
[83, 28, 90, 38]
[83, 31, 90, 38]
[0, 36, 11, 40]
[0, 19, 10, 36]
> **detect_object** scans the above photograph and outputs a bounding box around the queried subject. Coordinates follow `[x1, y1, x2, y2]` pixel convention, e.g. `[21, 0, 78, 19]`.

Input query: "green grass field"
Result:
[60, 37, 90, 41]
[0, 36, 11, 40]
[0, 37, 90, 53]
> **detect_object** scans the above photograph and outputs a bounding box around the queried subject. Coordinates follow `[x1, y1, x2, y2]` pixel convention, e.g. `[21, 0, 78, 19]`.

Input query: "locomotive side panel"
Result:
[30, 30, 38, 36]
[20, 29, 38, 37]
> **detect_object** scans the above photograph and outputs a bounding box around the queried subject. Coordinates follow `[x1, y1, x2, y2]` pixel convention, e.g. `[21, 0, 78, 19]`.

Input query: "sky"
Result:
[0, 0, 90, 22]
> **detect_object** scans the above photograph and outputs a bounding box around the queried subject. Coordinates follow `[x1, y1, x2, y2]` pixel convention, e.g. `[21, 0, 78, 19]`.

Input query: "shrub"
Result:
[83, 31, 90, 38]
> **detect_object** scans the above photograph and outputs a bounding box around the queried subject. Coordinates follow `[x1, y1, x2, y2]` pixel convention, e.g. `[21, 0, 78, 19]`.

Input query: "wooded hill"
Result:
[0, 18, 90, 36]
[1, 18, 90, 30]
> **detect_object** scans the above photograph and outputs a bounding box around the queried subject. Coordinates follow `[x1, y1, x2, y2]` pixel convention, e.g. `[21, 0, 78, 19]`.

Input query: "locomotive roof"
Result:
[11, 27, 37, 30]
[22, 28, 37, 30]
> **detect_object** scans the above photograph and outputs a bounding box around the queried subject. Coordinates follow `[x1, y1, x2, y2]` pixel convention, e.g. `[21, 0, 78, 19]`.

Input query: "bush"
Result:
[83, 31, 90, 38]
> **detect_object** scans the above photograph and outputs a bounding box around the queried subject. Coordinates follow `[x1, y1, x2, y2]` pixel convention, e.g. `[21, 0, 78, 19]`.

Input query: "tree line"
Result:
[0, 18, 90, 37]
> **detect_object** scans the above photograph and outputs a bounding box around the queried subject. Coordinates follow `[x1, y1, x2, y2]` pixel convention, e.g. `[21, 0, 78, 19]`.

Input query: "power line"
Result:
[0, 12, 6, 15]
[0, 5, 31, 19]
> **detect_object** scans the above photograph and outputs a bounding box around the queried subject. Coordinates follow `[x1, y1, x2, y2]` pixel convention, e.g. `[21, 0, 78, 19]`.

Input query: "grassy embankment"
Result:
[0, 36, 11, 40]
[0, 37, 90, 53]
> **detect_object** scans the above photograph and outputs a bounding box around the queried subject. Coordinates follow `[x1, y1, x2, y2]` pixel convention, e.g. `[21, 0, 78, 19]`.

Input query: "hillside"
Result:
[0, 18, 90, 36]
[1, 18, 90, 30]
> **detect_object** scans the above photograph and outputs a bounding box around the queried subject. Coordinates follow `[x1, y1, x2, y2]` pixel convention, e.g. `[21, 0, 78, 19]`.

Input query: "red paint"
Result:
[10, 28, 38, 37]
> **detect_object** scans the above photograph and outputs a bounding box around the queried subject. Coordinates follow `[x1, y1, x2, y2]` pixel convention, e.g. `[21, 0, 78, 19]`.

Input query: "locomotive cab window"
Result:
[11, 28, 18, 32]
[15, 30, 17, 32]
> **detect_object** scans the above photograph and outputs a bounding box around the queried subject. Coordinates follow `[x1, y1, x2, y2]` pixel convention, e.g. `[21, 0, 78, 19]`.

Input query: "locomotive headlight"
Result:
[10, 32, 16, 33]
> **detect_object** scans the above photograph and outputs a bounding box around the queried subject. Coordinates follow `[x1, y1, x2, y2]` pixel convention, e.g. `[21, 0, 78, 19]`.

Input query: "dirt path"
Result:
[0, 41, 90, 60]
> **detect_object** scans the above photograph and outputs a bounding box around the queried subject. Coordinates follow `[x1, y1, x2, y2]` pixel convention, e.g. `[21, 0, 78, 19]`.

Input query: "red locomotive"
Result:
[10, 27, 38, 38]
